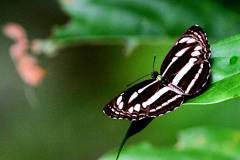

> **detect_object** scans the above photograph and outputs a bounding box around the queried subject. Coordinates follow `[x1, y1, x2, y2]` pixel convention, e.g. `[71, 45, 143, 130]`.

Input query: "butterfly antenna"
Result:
[126, 73, 150, 87]
[153, 56, 156, 71]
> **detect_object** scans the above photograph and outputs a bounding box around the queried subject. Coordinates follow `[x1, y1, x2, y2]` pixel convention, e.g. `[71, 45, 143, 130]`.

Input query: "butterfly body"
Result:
[103, 25, 211, 121]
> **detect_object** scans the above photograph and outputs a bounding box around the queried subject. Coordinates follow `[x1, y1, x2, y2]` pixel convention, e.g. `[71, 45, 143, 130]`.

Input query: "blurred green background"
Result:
[0, 0, 240, 160]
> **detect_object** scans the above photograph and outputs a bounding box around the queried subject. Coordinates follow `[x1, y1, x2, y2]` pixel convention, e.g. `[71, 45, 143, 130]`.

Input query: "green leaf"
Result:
[100, 127, 240, 160]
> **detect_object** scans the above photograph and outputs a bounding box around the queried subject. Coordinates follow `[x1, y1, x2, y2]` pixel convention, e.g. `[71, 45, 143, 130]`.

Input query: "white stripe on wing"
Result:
[172, 58, 197, 86]
[142, 87, 170, 108]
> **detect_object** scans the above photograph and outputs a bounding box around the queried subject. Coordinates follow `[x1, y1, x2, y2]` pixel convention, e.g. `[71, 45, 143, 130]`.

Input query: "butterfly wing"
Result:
[103, 79, 184, 121]
[160, 25, 211, 95]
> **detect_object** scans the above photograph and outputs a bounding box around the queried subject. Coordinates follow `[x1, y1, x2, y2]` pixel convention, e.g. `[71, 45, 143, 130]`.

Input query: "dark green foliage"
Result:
[50, 0, 240, 44]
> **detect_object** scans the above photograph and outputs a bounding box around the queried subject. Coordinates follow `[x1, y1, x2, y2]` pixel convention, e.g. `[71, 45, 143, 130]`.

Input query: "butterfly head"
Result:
[151, 71, 160, 79]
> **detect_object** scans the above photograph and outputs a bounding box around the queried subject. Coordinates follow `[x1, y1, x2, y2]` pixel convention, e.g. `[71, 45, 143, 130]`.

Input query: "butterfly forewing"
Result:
[103, 79, 184, 121]
[160, 25, 211, 95]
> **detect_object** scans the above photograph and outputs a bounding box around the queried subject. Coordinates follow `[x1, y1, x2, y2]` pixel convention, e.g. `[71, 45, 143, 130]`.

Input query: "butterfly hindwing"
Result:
[103, 79, 184, 121]
[160, 25, 211, 95]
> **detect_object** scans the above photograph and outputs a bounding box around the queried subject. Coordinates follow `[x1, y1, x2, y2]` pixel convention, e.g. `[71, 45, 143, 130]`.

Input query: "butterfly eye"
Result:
[151, 71, 159, 79]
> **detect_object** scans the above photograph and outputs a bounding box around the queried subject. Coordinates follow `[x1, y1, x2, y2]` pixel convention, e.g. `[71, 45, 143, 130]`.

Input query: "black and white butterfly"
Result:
[103, 25, 211, 121]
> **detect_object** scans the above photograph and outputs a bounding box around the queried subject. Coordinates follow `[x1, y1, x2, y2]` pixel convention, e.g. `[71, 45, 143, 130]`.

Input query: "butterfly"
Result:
[103, 25, 211, 121]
